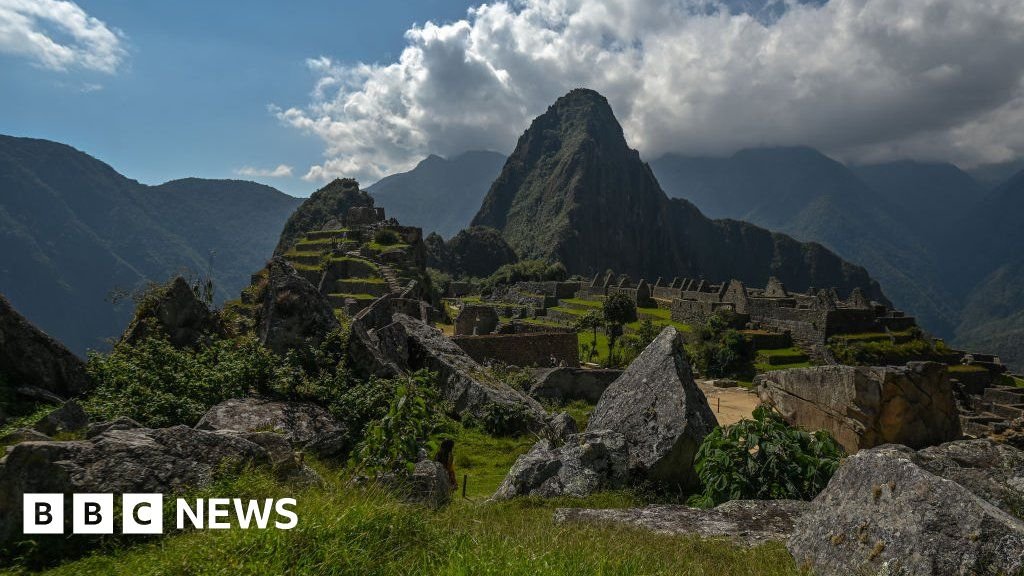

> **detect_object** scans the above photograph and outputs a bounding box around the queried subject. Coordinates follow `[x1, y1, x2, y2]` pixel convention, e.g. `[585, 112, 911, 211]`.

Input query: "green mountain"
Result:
[367, 151, 506, 239]
[471, 89, 885, 301]
[651, 149, 962, 337]
[0, 135, 301, 354]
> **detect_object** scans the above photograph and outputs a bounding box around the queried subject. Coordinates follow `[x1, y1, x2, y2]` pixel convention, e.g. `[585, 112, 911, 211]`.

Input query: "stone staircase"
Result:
[379, 265, 403, 294]
[961, 385, 1024, 438]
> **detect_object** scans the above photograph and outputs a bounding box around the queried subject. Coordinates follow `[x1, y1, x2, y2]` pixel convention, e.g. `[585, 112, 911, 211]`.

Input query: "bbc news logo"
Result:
[23, 494, 298, 534]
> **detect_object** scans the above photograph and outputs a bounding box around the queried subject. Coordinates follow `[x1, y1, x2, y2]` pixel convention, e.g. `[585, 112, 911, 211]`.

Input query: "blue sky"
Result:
[3, 1, 1023, 196]
[0, 1, 477, 196]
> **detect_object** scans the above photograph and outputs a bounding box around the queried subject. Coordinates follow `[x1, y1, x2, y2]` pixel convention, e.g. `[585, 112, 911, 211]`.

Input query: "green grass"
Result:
[30, 425, 800, 576]
[560, 298, 602, 309]
[366, 242, 409, 253]
[948, 364, 989, 374]
[755, 348, 809, 366]
[578, 330, 611, 365]
[329, 292, 378, 300]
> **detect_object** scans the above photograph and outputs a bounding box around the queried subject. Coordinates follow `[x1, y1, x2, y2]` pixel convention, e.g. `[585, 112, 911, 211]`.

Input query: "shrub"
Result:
[357, 370, 448, 473]
[373, 228, 402, 246]
[686, 313, 751, 378]
[477, 402, 531, 436]
[690, 406, 844, 507]
[480, 259, 567, 292]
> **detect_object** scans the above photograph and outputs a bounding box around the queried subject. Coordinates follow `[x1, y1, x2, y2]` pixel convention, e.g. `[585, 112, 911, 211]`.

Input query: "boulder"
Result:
[529, 367, 622, 404]
[32, 400, 89, 436]
[408, 459, 452, 508]
[554, 499, 812, 547]
[492, 430, 629, 500]
[0, 294, 90, 400]
[545, 412, 579, 444]
[368, 314, 547, 433]
[586, 326, 717, 489]
[0, 425, 272, 544]
[788, 442, 1024, 576]
[195, 397, 349, 458]
[121, 277, 224, 348]
[0, 427, 51, 446]
[756, 362, 961, 453]
[85, 416, 141, 439]
[256, 257, 340, 356]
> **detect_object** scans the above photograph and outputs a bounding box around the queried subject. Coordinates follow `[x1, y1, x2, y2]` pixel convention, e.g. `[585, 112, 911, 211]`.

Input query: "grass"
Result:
[755, 348, 809, 366]
[329, 292, 378, 300]
[26, 423, 800, 576]
[948, 364, 989, 374]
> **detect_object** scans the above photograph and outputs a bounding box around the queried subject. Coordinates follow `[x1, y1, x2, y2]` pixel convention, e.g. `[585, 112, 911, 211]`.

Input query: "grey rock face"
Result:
[33, 400, 89, 436]
[369, 313, 547, 433]
[529, 367, 622, 404]
[409, 459, 452, 508]
[256, 257, 340, 356]
[913, 439, 1024, 515]
[492, 430, 629, 500]
[545, 412, 579, 444]
[756, 361, 961, 453]
[0, 427, 51, 446]
[121, 276, 224, 349]
[195, 397, 348, 458]
[85, 416, 141, 439]
[788, 442, 1024, 576]
[0, 294, 91, 400]
[0, 425, 272, 544]
[586, 326, 717, 489]
[554, 499, 812, 547]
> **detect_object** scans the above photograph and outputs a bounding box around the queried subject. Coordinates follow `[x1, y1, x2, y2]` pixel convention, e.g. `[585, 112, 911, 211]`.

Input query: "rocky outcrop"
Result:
[554, 499, 812, 547]
[85, 416, 141, 438]
[756, 362, 961, 453]
[788, 441, 1024, 576]
[0, 425, 275, 544]
[409, 459, 452, 508]
[196, 397, 349, 458]
[121, 277, 224, 348]
[33, 400, 88, 436]
[0, 294, 90, 401]
[545, 412, 578, 444]
[256, 257, 340, 356]
[361, 313, 547, 433]
[586, 326, 717, 489]
[0, 428, 50, 445]
[529, 367, 622, 404]
[492, 430, 629, 500]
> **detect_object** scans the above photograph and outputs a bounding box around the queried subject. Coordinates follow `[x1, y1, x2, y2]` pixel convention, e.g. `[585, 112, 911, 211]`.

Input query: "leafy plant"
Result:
[373, 228, 402, 246]
[357, 370, 447, 473]
[602, 292, 637, 365]
[477, 402, 531, 436]
[690, 406, 844, 507]
[686, 312, 751, 377]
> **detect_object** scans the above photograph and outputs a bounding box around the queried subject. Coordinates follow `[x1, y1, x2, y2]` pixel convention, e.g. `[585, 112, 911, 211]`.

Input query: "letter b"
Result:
[73, 494, 113, 534]
[23, 494, 63, 534]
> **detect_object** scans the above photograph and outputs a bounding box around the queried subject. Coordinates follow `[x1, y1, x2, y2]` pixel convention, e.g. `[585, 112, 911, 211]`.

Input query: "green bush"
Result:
[357, 370, 448, 473]
[84, 335, 285, 427]
[686, 312, 751, 378]
[477, 402, 531, 436]
[480, 259, 567, 292]
[690, 406, 844, 507]
[373, 228, 402, 246]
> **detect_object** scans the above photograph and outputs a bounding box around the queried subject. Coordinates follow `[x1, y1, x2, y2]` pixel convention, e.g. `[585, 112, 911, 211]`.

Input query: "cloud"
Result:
[0, 0, 126, 73]
[278, 0, 1024, 183]
[234, 164, 295, 178]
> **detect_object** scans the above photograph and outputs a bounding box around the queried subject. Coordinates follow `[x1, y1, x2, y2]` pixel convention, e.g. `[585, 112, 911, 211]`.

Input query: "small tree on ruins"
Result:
[602, 292, 637, 366]
[574, 310, 604, 363]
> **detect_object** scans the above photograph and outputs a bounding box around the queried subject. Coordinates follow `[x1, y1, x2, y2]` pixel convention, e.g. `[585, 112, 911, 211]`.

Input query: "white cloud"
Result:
[0, 0, 126, 73]
[279, 0, 1024, 183]
[235, 164, 295, 178]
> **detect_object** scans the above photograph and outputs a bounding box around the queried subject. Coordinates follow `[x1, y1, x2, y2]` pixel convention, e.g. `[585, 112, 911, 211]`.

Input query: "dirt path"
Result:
[697, 381, 760, 426]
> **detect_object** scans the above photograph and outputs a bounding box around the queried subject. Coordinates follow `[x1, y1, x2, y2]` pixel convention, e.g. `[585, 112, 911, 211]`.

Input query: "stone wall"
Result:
[454, 304, 500, 336]
[756, 362, 961, 453]
[452, 332, 580, 368]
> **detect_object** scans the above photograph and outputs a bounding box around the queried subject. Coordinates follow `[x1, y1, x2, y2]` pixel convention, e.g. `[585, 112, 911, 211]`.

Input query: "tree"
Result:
[574, 310, 604, 362]
[602, 293, 637, 365]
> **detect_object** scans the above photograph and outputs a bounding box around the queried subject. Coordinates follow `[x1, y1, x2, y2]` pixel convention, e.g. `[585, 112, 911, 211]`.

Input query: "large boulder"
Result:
[0, 294, 90, 401]
[366, 313, 547, 433]
[195, 397, 349, 458]
[256, 257, 340, 356]
[0, 425, 273, 544]
[529, 367, 622, 404]
[409, 459, 452, 508]
[788, 441, 1024, 576]
[32, 400, 89, 436]
[554, 499, 812, 547]
[121, 277, 224, 348]
[756, 362, 961, 453]
[585, 326, 717, 489]
[492, 430, 630, 500]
